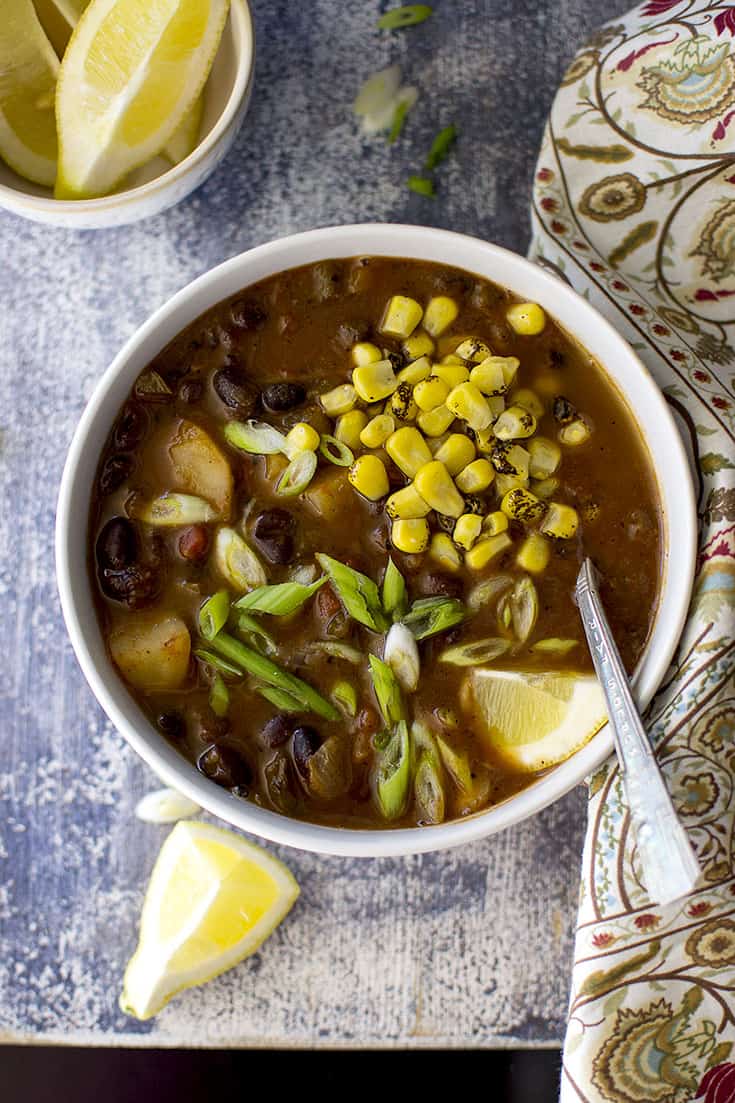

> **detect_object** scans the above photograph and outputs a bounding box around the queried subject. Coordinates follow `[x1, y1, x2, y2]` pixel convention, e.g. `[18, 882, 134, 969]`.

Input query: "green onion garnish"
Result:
[377, 4, 432, 30]
[332, 680, 358, 717]
[381, 557, 407, 619]
[438, 637, 510, 666]
[388, 99, 411, 144]
[231, 611, 277, 655]
[193, 648, 243, 679]
[224, 419, 289, 455]
[234, 577, 327, 616]
[198, 589, 230, 641]
[368, 654, 404, 727]
[402, 596, 465, 640]
[276, 450, 318, 496]
[209, 673, 230, 718]
[315, 554, 389, 632]
[425, 123, 457, 170]
[256, 685, 304, 712]
[407, 175, 435, 197]
[319, 434, 354, 467]
[374, 720, 411, 819]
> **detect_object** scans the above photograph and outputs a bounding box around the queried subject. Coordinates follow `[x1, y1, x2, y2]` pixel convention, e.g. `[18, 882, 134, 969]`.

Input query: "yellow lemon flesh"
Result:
[0, 0, 59, 186]
[32, 0, 79, 57]
[55, 0, 229, 199]
[163, 94, 204, 164]
[121, 821, 299, 1020]
[465, 669, 607, 772]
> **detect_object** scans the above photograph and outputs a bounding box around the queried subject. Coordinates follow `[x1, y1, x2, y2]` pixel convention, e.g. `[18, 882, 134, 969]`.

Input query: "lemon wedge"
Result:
[163, 95, 204, 164]
[32, 0, 78, 57]
[0, 0, 59, 186]
[55, 0, 230, 199]
[120, 821, 299, 1020]
[465, 669, 607, 772]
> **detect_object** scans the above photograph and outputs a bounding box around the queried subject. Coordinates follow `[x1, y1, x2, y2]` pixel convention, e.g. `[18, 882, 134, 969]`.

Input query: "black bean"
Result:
[464, 495, 485, 515]
[549, 348, 566, 369]
[261, 382, 306, 413]
[336, 320, 371, 347]
[99, 562, 160, 608]
[252, 508, 295, 564]
[230, 298, 267, 330]
[197, 744, 252, 789]
[113, 403, 148, 450]
[178, 378, 203, 403]
[179, 524, 210, 561]
[553, 395, 578, 424]
[98, 453, 134, 496]
[260, 715, 294, 749]
[385, 351, 405, 373]
[96, 517, 137, 571]
[292, 726, 322, 780]
[435, 513, 456, 534]
[157, 711, 185, 740]
[213, 364, 257, 415]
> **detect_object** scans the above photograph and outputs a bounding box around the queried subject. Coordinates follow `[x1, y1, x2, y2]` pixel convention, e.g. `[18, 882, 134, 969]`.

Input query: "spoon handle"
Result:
[575, 559, 700, 906]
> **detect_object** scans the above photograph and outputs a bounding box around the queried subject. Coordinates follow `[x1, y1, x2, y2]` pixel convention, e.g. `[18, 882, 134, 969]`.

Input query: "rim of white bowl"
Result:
[56, 224, 698, 857]
[0, 0, 254, 218]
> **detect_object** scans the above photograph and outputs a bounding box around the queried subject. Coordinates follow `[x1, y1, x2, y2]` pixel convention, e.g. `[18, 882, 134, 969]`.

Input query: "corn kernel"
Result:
[360, 414, 395, 449]
[380, 295, 423, 339]
[397, 355, 432, 386]
[351, 342, 382, 367]
[335, 409, 368, 450]
[465, 532, 513, 570]
[427, 433, 450, 455]
[352, 359, 398, 403]
[390, 382, 418, 422]
[414, 376, 450, 412]
[456, 458, 495, 494]
[491, 440, 530, 479]
[418, 405, 455, 437]
[432, 362, 470, 389]
[286, 422, 320, 454]
[386, 483, 431, 520]
[386, 426, 433, 478]
[501, 487, 545, 522]
[470, 356, 519, 395]
[455, 337, 492, 363]
[516, 533, 551, 573]
[472, 425, 495, 454]
[494, 404, 537, 440]
[453, 513, 482, 551]
[532, 476, 560, 499]
[429, 532, 462, 571]
[507, 302, 546, 335]
[440, 352, 465, 365]
[414, 460, 465, 519]
[434, 433, 476, 476]
[540, 502, 580, 539]
[512, 388, 545, 419]
[446, 382, 493, 432]
[495, 472, 529, 496]
[402, 332, 435, 362]
[482, 510, 509, 536]
[559, 419, 591, 446]
[528, 437, 561, 479]
[348, 454, 389, 501]
[391, 518, 430, 554]
[320, 383, 357, 417]
[423, 295, 459, 337]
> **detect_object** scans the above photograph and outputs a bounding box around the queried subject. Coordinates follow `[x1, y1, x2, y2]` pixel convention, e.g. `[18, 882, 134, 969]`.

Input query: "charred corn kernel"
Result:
[402, 332, 435, 362]
[541, 502, 580, 539]
[456, 457, 495, 494]
[390, 382, 418, 422]
[415, 460, 465, 518]
[352, 359, 398, 403]
[528, 437, 561, 479]
[559, 418, 591, 446]
[335, 409, 369, 450]
[391, 518, 430, 554]
[512, 388, 545, 419]
[429, 532, 462, 571]
[360, 414, 395, 449]
[453, 513, 482, 551]
[491, 441, 531, 479]
[351, 341, 382, 367]
[432, 361, 470, 388]
[446, 382, 493, 432]
[472, 425, 495, 454]
[418, 405, 455, 437]
[455, 337, 492, 363]
[380, 295, 423, 339]
[423, 295, 459, 337]
[516, 533, 551, 573]
[495, 472, 529, 496]
[494, 404, 537, 440]
[414, 376, 450, 412]
[463, 495, 486, 515]
[582, 501, 601, 523]
[507, 302, 546, 335]
[320, 383, 357, 417]
[465, 532, 513, 570]
[434, 433, 476, 476]
[470, 356, 519, 395]
[501, 487, 545, 522]
[482, 510, 509, 536]
[532, 476, 560, 499]
[397, 355, 432, 386]
[286, 422, 320, 453]
[386, 426, 433, 478]
[386, 483, 431, 520]
[348, 454, 389, 501]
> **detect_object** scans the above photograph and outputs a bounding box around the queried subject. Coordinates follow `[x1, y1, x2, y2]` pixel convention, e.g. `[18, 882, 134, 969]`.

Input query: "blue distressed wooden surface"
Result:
[0, 0, 629, 1047]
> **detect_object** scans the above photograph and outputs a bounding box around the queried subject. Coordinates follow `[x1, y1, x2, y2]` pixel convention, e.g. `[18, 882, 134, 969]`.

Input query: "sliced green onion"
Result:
[276, 450, 318, 496]
[256, 685, 303, 711]
[214, 527, 267, 592]
[368, 654, 404, 727]
[332, 680, 358, 717]
[402, 596, 465, 640]
[467, 574, 514, 612]
[407, 175, 435, 197]
[382, 557, 407, 619]
[231, 611, 277, 655]
[412, 723, 445, 825]
[137, 492, 217, 526]
[374, 729, 391, 751]
[198, 589, 230, 641]
[374, 719, 411, 820]
[531, 638, 579, 655]
[209, 673, 230, 717]
[388, 99, 410, 143]
[193, 648, 243, 679]
[234, 577, 326, 616]
[435, 734, 473, 794]
[383, 622, 420, 693]
[377, 4, 432, 29]
[502, 577, 538, 645]
[319, 434, 354, 467]
[315, 553, 389, 632]
[224, 419, 288, 455]
[425, 123, 457, 170]
[208, 632, 339, 720]
[305, 641, 363, 664]
[439, 637, 510, 666]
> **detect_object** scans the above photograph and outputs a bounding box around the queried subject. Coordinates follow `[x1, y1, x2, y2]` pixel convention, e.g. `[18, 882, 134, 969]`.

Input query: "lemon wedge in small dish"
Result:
[465, 669, 607, 772]
[32, 0, 79, 57]
[163, 95, 204, 164]
[0, 0, 59, 186]
[120, 821, 299, 1020]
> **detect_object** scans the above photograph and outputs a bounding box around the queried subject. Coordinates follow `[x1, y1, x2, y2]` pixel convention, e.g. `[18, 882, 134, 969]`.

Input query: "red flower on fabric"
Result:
[573, 240, 588, 250]
[537, 168, 554, 183]
[671, 350, 686, 361]
[630, 303, 646, 316]
[696, 1062, 735, 1102]
[713, 110, 735, 142]
[688, 901, 712, 917]
[541, 197, 558, 211]
[551, 219, 567, 234]
[694, 370, 712, 383]
[590, 261, 606, 272]
[617, 35, 677, 71]
[612, 279, 628, 291]
[641, 0, 681, 14]
[715, 9, 735, 36]
[652, 324, 670, 336]
[634, 913, 661, 930]
[591, 931, 615, 948]
[713, 396, 731, 410]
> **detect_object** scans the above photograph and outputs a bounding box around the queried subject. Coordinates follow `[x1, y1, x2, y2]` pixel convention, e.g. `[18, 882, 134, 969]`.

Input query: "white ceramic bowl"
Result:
[0, 0, 254, 229]
[56, 224, 697, 856]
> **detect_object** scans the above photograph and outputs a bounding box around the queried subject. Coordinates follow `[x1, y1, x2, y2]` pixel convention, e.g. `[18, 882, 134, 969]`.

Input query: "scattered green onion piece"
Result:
[209, 673, 230, 718]
[214, 528, 267, 592]
[231, 611, 277, 655]
[332, 680, 358, 717]
[377, 4, 432, 29]
[198, 589, 230, 641]
[435, 734, 473, 794]
[234, 577, 326, 616]
[135, 370, 172, 398]
[531, 638, 579, 655]
[388, 99, 410, 143]
[382, 557, 407, 619]
[256, 685, 304, 712]
[305, 641, 363, 664]
[374, 730, 391, 751]
[507, 577, 538, 644]
[402, 596, 465, 640]
[407, 175, 435, 197]
[383, 622, 420, 693]
[439, 637, 510, 666]
[467, 574, 514, 612]
[412, 723, 445, 825]
[224, 419, 289, 455]
[319, 434, 354, 467]
[315, 554, 389, 632]
[276, 450, 318, 497]
[137, 492, 217, 526]
[368, 654, 404, 727]
[425, 123, 458, 170]
[193, 648, 243, 679]
[374, 719, 411, 820]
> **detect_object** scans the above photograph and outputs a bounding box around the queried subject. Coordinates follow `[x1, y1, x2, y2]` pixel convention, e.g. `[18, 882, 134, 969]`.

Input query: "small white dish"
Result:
[0, 0, 254, 229]
[56, 223, 697, 856]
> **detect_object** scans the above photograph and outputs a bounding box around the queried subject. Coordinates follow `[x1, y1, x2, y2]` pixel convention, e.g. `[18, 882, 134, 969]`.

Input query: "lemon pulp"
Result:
[0, 0, 59, 186]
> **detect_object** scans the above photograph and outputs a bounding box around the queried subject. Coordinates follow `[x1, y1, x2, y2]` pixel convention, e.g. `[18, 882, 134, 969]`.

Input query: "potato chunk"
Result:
[109, 615, 191, 692]
[169, 420, 233, 519]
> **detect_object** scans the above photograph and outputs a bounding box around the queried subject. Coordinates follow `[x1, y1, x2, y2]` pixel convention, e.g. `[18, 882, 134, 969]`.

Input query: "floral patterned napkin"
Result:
[528, 1, 735, 1099]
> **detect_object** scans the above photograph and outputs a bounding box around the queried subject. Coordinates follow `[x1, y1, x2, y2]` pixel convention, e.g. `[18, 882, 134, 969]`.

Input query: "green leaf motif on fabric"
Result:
[557, 137, 633, 162]
[700, 453, 735, 474]
[609, 221, 659, 268]
[588, 764, 609, 798]
[578, 941, 661, 999]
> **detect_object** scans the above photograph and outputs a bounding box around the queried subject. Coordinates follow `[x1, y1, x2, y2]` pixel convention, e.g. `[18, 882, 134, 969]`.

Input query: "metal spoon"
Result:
[575, 558, 700, 906]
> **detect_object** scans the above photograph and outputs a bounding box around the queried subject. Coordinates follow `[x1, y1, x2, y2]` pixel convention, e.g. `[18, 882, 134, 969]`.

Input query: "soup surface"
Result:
[90, 257, 662, 828]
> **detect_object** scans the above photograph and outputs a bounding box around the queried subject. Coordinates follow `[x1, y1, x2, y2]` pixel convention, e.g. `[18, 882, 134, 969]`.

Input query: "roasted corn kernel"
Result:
[414, 460, 465, 519]
[351, 342, 382, 367]
[380, 295, 423, 339]
[390, 382, 418, 422]
[386, 483, 431, 520]
[507, 302, 546, 335]
[432, 361, 470, 389]
[427, 432, 450, 455]
[470, 356, 519, 395]
[456, 457, 495, 494]
[414, 376, 450, 412]
[528, 437, 561, 479]
[465, 532, 513, 570]
[512, 388, 545, 419]
[453, 513, 482, 551]
[429, 532, 462, 571]
[501, 487, 545, 522]
[495, 472, 529, 496]
[391, 518, 430, 554]
[397, 354, 432, 386]
[463, 495, 486, 515]
[352, 359, 398, 403]
[417, 405, 455, 437]
[559, 419, 591, 446]
[434, 433, 476, 476]
[491, 440, 531, 479]
[532, 476, 560, 499]
[402, 332, 435, 362]
[446, 382, 493, 432]
[335, 409, 368, 450]
[286, 422, 320, 454]
[423, 296, 459, 337]
[348, 454, 389, 501]
[494, 404, 537, 440]
[541, 502, 580, 539]
[320, 383, 357, 417]
[482, 510, 509, 536]
[516, 533, 551, 573]
[455, 337, 491, 363]
[386, 426, 433, 478]
[360, 413, 395, 449]
[472, 425, 495, 454]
